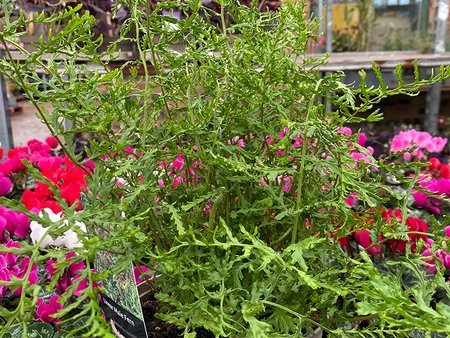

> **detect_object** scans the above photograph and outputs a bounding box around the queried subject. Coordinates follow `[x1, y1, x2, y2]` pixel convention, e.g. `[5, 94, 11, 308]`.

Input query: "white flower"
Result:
[30, 208, 87, 249]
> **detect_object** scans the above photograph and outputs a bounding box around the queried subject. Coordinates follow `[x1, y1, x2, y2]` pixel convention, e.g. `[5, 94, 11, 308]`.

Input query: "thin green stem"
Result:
[262, 300, 335, 335]
[291, 80, 322, 244]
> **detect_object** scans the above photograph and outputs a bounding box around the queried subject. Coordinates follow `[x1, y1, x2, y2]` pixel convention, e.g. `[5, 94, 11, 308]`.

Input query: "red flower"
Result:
[388, 217, 428, 253]
[428, 157, 441, 171]
[440, 164, 450, 179]
[405, 217, 428, 241]
[0, 148, 3, 159]
[354, 229, 381, 254]
[43, 201, 63, 214]
[382, 208, 402, 222]
[60, 184, 82, 210]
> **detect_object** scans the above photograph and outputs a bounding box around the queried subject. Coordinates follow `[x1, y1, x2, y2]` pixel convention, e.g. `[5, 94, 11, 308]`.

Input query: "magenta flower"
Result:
[37, 156, 63, 172]
[0, 239, 38, 296]
[0, 173, 12, 196]
[45, 136, 59, 149]
[27, 139, 50, 153]
[171, 176, 184, 189]
[293, 137, 302, 147]
[344, 192, 359, 207]
[0, 256, 11, 297]
[12, 256, 38, 296]
[444, 226, 450, 238]
[265, 137, 275, 145]
[357, 133, 367, 147]
[46, 252, 86, 293]
[0, 161, 12, 176]
[36, 295, 63, 323]
[172, 154, 184, 172]
[1, 239, 21, 266]
[133, 265, 158, 284]
[0, 207, 31, 240]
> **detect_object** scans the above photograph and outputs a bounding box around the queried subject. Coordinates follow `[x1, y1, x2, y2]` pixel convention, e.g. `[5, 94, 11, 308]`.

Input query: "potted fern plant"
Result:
[1, 1, 450, 337]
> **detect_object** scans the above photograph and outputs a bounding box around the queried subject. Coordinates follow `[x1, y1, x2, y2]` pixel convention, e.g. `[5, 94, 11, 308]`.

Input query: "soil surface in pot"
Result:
[142, 296, 214, 338]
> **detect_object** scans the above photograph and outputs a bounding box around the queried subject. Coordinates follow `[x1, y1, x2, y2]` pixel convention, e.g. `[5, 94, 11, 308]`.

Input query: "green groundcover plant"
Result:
[2, 0, 450, 337]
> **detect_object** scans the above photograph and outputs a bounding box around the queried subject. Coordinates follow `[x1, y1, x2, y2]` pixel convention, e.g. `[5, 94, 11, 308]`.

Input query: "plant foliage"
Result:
[1, 0, 450, 337]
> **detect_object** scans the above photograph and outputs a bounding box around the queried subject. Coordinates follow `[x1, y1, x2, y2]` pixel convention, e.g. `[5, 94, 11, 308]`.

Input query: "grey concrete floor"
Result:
[10, 101, 52, 147]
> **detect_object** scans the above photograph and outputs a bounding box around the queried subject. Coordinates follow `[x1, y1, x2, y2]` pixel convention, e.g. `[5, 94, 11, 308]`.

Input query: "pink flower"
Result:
[36, 295, 63, 323]
[390, 138, 405, 152]
[427, 137, 447, 153]
[350, 151, 371, 164]
[390, 129, 447, 156]
[157, 179, 165, 187]
[338, 127, 352, 136]
[237, 139, 245, 148]
[261, 178, 269, 188]
[422, 249, 437, 273]
[414, 131, 432, 149]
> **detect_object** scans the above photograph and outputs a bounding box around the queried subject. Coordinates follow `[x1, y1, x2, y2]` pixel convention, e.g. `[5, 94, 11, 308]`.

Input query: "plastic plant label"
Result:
[96, 251, 148, 338]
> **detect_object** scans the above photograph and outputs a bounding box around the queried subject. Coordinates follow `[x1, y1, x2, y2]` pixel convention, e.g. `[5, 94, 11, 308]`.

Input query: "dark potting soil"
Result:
[142, 298, 214, 338]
